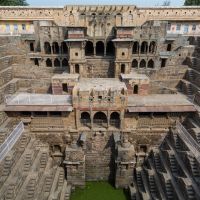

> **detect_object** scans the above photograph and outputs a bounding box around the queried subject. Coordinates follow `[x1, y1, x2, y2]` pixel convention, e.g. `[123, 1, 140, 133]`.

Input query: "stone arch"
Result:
[93, 112, 107, 128]
[132, 41, 139, 54]
[116, 13, 122, 26]
[110, 112, 120, 128]
[148, 59, 154, 68]
[69, 13, 75, 25]
[140, 59, 146, 68]
[61, 42, 68, 54]
[128, 14, 133, 25]
[80, 112, 91, 127]
[85, 41, 94, 56]
[46, 58, 52, 67]
[44, 42, 51, 54]
[106, 41, 115, 56]
[141, 41, 148, 54]
[80, 13, 86, 26]
[52, 42, 59, 54]
[54, 58, 60, 67]
[149, 41, 156, 53]
[132, 59, 138, 68]
[96, 41, 104, 56]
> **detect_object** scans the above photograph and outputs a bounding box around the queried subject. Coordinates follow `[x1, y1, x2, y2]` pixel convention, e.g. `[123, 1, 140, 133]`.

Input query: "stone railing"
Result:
[176, 121, 200, 162]
[5, 93, 72, 106]
[0, 121, 24, 162]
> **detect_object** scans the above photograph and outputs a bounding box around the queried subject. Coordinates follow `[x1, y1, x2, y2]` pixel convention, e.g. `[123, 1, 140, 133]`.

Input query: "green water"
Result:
[70, 182, 130, 200]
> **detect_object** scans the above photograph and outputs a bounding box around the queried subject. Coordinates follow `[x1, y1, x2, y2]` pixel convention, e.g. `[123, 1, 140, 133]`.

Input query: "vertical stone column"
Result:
[115, 133, 136, 188]
[64, 144, 85, 187]
[91, 111, 94, 129]
[104, 42, 106, 56]
[94, 44, 96, 56]
[107, 110, 110, 128]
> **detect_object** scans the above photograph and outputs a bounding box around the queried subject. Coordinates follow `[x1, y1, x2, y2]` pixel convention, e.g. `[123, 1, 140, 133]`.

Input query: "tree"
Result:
[162, 0, 171, 6]
[184, 0, 200, 5]
[0, 0, 29, 6]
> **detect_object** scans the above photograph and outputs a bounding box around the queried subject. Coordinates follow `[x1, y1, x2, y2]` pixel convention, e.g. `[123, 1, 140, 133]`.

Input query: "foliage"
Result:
[162, 0, 171, 6]
[0, 0, 29, 6]
[184, 0, 200, 5]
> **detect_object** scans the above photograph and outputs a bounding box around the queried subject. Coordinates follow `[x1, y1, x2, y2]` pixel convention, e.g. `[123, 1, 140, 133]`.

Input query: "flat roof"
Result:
[76, 78, 126, 92]
[112, 38, 135, 42]
[128, 94, 196, 112]
[121, 73, 149, 80]
[52, 73, 79, 80]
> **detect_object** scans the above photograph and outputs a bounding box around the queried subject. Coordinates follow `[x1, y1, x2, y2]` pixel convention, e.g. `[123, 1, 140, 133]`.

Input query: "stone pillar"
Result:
[91, 111, 94, 129]
[115, 133, 136, 188]
[104, 43, 106, 56]
[64, 143, 85, 187]
[107, 110, 110, 128]
[94, 44, 96, 56]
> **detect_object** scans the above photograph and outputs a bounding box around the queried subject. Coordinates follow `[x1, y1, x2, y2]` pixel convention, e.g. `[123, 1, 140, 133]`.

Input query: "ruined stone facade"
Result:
[0, 5, 200, 200]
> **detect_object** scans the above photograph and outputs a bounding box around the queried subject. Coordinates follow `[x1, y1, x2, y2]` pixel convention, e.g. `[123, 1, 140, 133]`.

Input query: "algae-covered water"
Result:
[70, 182, 129, 200]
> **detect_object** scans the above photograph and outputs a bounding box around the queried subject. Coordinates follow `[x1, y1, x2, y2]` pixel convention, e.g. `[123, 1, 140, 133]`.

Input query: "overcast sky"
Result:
[27, 0, 185, 7]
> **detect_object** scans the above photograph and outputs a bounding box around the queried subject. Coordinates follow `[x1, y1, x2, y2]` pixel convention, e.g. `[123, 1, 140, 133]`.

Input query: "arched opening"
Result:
[141, 41, 148, 54]
[61, 42, 68, 54]
[75, 64, 80, 74]
[93, 112, 107, 128]
[128, 14, 133, 24]
[149, 41, 156, 53]
[62, 59, 70, 72]
[96, 41, 104, 56]
[80, 112, 91, 127]
[106, 41, 115, 56]
[46, 58, 52, 67]
[147, 59, 154, 68]
[34, 58, 39, 66]
[30, 42, 34, 52]
[132, 41, 139, 54]
[140, 59, 146, 68]
[121, 64, 125, 73]
[116, 13, 122, 26]
[133, 85, 138, 94]
[44, 42, 51, 54]
[132, 59, 138, 68]
[54, 58, 60, 67]
[85, 41, 94, 56]
[52, 42, 59, 54]
[110, 112, 120, 128]
[167, 43, 172, 51]
[69, 14, 75, 25]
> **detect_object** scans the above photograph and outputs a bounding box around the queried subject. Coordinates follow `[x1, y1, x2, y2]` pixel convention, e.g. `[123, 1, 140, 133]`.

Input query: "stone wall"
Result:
[1, 6, 200, 27]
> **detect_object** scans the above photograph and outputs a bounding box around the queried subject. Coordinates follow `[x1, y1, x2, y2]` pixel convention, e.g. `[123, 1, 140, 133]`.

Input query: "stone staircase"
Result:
[0, 131, 72, 200]
[129, 120, 200, 200]
[86, 58, 114, 78]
